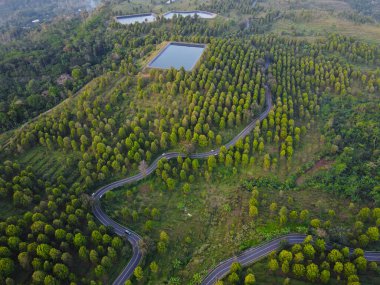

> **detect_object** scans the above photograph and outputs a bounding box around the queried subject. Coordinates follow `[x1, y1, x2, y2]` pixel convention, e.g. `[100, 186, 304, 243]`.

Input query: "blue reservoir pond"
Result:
[148, 43, 205, 71]
[115, 13, 156, 25]
[163, 11, 216, 19]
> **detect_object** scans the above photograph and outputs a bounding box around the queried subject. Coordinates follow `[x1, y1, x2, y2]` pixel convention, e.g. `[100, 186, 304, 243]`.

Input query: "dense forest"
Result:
[0, 0, 379, 284]
[344, 0, 380, 21]
[0, 11, 114, 132]
[0, 0, 100, 28]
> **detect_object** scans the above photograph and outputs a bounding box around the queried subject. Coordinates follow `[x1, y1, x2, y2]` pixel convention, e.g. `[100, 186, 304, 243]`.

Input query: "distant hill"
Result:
[344, 0, 380, 21]
[0, 0, 101, 27]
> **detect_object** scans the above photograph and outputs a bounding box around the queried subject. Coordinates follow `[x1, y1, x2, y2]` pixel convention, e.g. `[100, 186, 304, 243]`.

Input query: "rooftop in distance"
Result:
[147, 42, 206, 71]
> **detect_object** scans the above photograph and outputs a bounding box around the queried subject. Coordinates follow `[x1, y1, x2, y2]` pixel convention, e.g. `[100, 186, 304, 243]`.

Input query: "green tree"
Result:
[32, 270, 46, 283]
[160, 231, 169, 243]
[244, 273, 256, 284]
[279, 250, 293, 263]
[292, 263, 305, 278]
[134, 266, 144, 281]
[18, 252, 30, 270]
[71, 68, 82, 81]
[157, 241, 167, 254]
[328, 249, 343, 263]
[300, 209, 309, 222]
[166, 178, 175, 191]
[357, 207, 371, 222]
[334, 262, 344, 275]
[269, 203, 277, 214]
[282, 260, 290, 274]
[306, 263, 320, 282]
[358, 234, 369, 247]
[150, 261, 159, 273]
[249, 205, 258, 218]
[0, 258, 15, 277]
[43, 275, 58, 285]
[53, 263, 69, 280]
[354, 256, 367, 272]
[294, 252, 304, 263]
[310, 218, 321, 228]
[36, 244, 51, 259]
[73, 233, 86, 248]
[228, 272, 239, 283]
[303, 244, 316, 260]
[94, 264, 105, 278]
[230, 262, 242, 273]
[344, 262, 357, 278]
[49, 248, 61, 261]
[268, 259, 279, 271]
[320, 270, 330, 284]
[367, 227, 379, 242]
[183, 183, 190, 194]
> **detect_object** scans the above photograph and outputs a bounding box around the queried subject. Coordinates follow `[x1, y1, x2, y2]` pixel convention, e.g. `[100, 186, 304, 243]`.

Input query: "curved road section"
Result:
[92, 61, 274, 284]
[202, 234, 307, 285]
[92, 85, 272, 284]
[201, 234, 380, 284]
[91, 61, 380, 284]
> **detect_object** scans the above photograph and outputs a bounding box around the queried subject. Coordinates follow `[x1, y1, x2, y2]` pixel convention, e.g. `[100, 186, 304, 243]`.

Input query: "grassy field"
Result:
[259, 0, 380, 44]
[15, 146, 82, 184]
[272, 11, 380, 45]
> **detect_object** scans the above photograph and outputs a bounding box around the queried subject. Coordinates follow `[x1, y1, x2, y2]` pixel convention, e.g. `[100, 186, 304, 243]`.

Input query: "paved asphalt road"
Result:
[91, 58, 380, 284]
[91, 76, 272, 284]
[201, 234, 307, 285]
[91, 83, 272, 284]
[201, 234, 380, 284]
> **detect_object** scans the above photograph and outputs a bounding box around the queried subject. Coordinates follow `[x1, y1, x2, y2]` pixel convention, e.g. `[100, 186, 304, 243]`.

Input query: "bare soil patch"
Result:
[296, 159, 333, 186]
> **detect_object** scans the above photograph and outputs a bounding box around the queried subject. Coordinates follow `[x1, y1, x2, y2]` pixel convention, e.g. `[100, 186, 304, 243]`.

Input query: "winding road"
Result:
[92, 81, 272, 284]
[202, 234, 307, 285]
[91, 58, 380, 285]
[92, 58, 273, 285]
[201, 233, 380, 284]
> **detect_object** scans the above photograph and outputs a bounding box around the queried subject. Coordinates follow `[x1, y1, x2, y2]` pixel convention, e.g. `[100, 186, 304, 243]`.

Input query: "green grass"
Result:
[15, 146, 82, 184]
[103, 168, 255, 282]
[254, 0, 380, 45]
[272, 14, 380, 45]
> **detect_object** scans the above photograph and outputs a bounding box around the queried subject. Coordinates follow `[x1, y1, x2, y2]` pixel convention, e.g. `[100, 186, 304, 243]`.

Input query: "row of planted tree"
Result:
[0, 27, 379, 285]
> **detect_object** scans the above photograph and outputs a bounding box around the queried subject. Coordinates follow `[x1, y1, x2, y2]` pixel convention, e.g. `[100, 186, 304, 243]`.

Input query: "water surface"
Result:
[148, 43, 205, 71]
[116, 13, 156, 25]
[163, 10, 216, 19]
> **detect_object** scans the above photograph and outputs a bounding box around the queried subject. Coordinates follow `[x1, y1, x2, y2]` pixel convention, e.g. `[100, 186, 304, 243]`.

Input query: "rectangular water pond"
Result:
[115, 13, 156, 25]
[163, 10, 217, 19]
[148, 42, 206, 71]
